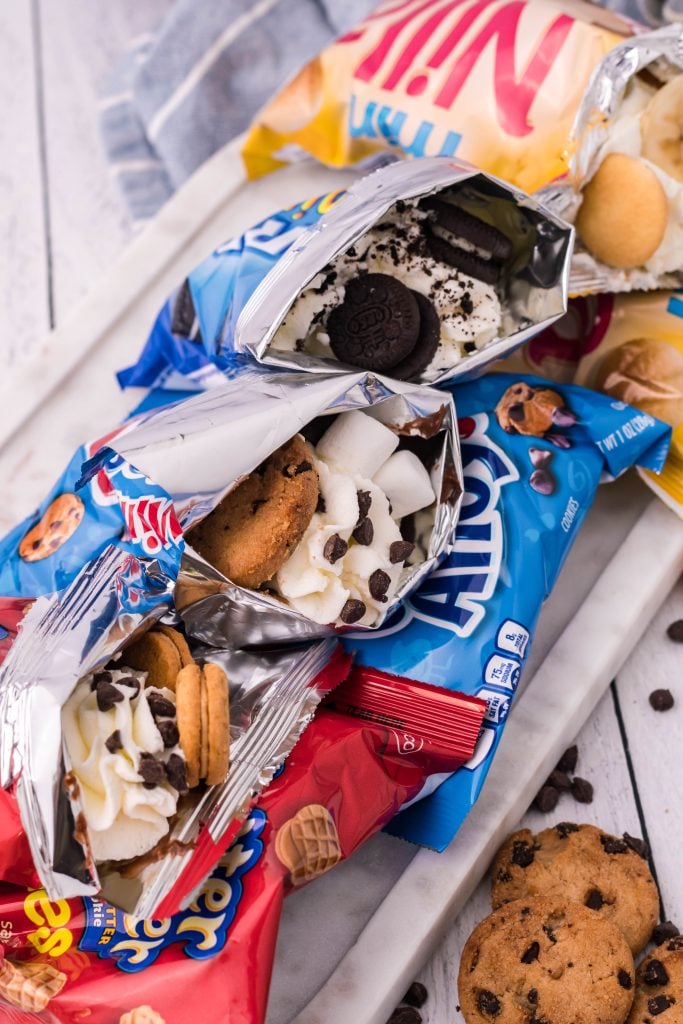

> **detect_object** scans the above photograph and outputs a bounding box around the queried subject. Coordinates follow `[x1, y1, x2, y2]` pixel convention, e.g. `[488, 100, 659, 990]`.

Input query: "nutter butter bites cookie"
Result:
[458, 897, 635, 1024]
[274, 803, 341, 885]
[576, 153, 668, 270]
[491, 824, 659, 954]
[19, 492, 84, 562]
[188, 434, 319, 589]
[175, 662, 230, 789]
[628, 947, 683, 1023]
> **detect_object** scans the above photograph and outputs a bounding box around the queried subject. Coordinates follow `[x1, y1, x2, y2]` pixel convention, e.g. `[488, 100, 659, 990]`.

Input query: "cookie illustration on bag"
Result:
[275, 803, 341, 885]
[495, 381, 577, 443]
[18, 493, 84, 562]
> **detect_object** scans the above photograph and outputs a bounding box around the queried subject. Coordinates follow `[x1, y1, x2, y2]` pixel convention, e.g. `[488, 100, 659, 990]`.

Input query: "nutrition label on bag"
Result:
[497, 619, 530, 658]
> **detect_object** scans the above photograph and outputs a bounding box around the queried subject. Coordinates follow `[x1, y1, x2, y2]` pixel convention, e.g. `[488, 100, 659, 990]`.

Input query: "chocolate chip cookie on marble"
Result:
[458, 896, 635, 1024]
[628, 944, 683, 1023]
[491, 823, 659, 954]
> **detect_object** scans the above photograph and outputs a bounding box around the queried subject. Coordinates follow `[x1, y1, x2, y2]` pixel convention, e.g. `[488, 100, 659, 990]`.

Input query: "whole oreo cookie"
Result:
[390, 292, 441, 381]
[327, 273, 420, 371]
[421, 197, 513, 262]
[425, 226, 500, 286]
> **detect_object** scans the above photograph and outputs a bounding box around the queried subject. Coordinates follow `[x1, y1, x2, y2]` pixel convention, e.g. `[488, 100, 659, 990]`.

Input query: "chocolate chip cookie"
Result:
[187, 434, 319, 588]
[628, 947, 683, 1022]
[491, 824, 659, 954]
[458, 896, 635, 1024]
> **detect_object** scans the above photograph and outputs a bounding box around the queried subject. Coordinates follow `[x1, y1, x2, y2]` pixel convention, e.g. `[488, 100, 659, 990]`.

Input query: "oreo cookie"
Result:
[425, 226, 500, 286]
[391, 291, 441, 381]
[327, 273, 420, 371]
[421, 197, 513, 262]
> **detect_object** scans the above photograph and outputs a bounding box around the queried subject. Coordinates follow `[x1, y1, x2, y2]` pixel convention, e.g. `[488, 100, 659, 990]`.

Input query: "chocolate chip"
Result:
[555, 821, 579, 838]
[497, 868, 512, 883]
[147, 692, 176, 719]
[623, 833, 649, 859]
[158, 720, 180, 748]
[570, 777, 593, 803]
[387, 1008, 421, 1024]
[546, 770, 571, 791]
[652, 922, 680, 946]
[323, 533, 348, 564]
[462, 294, 474, 316]
[529, 447, 553, 469]
[556, 746, 578, 773]
[521, 942, 540, 963]
[666, 619, 683, 642]
[369, 569, 391, 603]
[91, 670, 112, 689]
[340, 599, 366, 624]
[650, 689, 674, 711]
[295, 460, 313, 476]
[402, 982, 428, 1008]
[138, 752, 165, 788]
[390, 540, 415, 564]
[165, 753, 188, 793]
[96, 681, 125, 713]
[648, 995, 676, 1015]
[511, 840, 535, 868]
[533, 785, 559, 813]
[530, 468, 556, 496]
[357, 490, 372, 519]
[316, 494, 326, 514]
[251, 498, 266, 514]
[600, 835, 628, 854]
[116, 675, 141, 697]
[542, 925, 557, 944]
[666, 936, 683, 951]
[644, 960, 670, 987]
[353, 517, 374, 545]
[509, 403, 525, 423]
[527, 989, 538, 1005]
[618, 969, 633, 990]
[476, 990, 501, 1016]
[105, 730, 122, 754]
[585, 888, 604, 910]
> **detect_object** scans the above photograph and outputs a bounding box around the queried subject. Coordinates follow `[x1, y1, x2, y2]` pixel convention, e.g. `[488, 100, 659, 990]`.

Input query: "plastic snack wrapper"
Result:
[537, 25, 683, 294]
[119, 157, 573, 392]
[500, 290, 683, 515]
[240, 0, 630, 193]
[0, 665, 486, 1024]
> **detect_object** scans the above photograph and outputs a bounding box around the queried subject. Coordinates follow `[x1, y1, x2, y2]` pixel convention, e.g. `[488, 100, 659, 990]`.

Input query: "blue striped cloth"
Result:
[101, 0, 674, 224]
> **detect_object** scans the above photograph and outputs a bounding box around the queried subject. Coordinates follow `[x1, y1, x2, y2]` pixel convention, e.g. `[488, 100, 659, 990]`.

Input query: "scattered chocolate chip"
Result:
[600, 835, 628, 855]
[666, 936, 683, 951]
[555, 821, 579, 838]
[652, 922, 680, 946]
[529, 447, 553, 469]
[402, 982, 428, 1008]
[116, 675, 140, 696]
[147, 692, 176, 719]
[96, 681, 125, 713]
[511, 840, 535, 868]
[390, 540, 415, 564]
[369, 569, 391, 603]
[556, 746, 578, 773]
[295, 460, 313, 476]
[387, 1008, 421, 1024]
[534, 785, 559, 813]
[138, 752, 166, 788]
[650, 689, 674, 712]
[521, 942, 540, 963]
[570, 777, 593, 804]
[644, 960, 670, 987]
[666, 619, 683, 643]
[316, 494, 326, 514]
[323, 533, 348, 564]
[165, 753, 188, 793]
[340, 599, 366, 624]
[618, 969, 633, 990]
[530, 468, 556, 496]
[527, 989, 538, 1005]
[158, 720, 180, 748]
[585, 889, 604, 910]
[105, 730, 122, 754]
[520, 906, 531, 916]
[623, 833, 649, 860]
[476, 990, 501, 1016]
[353, 517, 374, 545]
[542, 925, 557, 944]
[357, 490, 372, 519]
[648, 995, 676, 1016]
[546, 770, 571, 791]
[497, 868, 512, 883]
[91, 670, 112, 689]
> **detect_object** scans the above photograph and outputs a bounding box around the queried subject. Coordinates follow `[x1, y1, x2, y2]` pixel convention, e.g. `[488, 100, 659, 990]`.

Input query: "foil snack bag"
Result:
[240, 0, 631, 190]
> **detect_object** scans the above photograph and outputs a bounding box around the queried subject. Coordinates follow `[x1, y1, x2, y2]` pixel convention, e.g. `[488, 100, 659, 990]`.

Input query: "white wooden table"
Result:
[2, 5, 682, 1023]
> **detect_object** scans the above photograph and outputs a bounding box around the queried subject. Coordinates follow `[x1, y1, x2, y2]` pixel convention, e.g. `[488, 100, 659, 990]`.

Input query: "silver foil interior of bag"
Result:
[537, 24, 683, 295]
[114, 370, 462, 647]
[231, 156, 573, 385]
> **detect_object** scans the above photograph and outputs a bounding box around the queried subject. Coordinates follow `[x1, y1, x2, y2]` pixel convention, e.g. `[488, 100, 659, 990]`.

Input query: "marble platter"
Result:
[2, 138, 683, 1024]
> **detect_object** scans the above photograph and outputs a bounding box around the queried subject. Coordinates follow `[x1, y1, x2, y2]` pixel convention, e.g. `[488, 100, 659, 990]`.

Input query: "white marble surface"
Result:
[2, 7, 683, 1024]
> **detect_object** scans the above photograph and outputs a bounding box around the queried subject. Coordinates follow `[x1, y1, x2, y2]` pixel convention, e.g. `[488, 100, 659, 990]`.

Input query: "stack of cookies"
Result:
[458, 822, 682, 1024]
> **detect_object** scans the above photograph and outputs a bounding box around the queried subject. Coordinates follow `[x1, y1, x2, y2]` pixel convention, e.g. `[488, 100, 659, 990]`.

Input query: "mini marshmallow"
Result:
[316, 410, 399, 479]
[373, 450, 436, 519]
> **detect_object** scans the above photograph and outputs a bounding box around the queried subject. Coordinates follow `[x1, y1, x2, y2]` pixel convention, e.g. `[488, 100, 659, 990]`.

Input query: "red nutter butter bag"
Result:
[0, 667, 485, 1024]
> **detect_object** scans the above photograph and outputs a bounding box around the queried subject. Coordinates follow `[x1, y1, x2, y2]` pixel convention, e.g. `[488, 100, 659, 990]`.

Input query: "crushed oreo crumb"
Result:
[324, 533, 348, 564]
[652, 922, 680, 946]
[402, 982, 428, 1008]
[105, 730, 123, 754]
[649, 689, 674, 712]
[556, 745, 578, 773]
[390, 540, 415, 564]
[158, 720, 180, 748]
[165, 753, 188, 793]
[511, 840, 535, 868]
[340, 599, 366, 624]
[353, 517, 374, 546]
[369, 569, 391, 603]
[585, 889, 604, 910]
[147, 692, 176, 719]
[618, 969, 633, 990]
[96, 681, 125, 713]
[138, 752, 166, 788]
[521, 942, 540, 964]
[570, 777, 593, 804]
[357, 490, 372, 519]
[644, 960, 670, 987]
[476, 990, 501, 1017]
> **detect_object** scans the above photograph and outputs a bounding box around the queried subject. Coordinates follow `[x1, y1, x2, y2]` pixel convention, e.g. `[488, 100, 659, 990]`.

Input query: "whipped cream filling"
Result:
[62, 670, 183, 863]
[599, 79, 683, 276]
[272, 199, 503, 373]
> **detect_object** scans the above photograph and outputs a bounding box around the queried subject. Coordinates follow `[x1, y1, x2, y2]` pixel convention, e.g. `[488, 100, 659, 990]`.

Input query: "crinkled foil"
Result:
[114, 369, 463, 647]
[537, 25, 683, 295]
[231, 157, 573, 385]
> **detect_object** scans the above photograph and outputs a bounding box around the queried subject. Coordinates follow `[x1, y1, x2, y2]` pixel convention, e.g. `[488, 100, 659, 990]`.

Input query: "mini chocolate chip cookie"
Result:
[187, 435, 319, 589]
[627, 947, 683, 1023]
[491, 824, 659, 954]
[458, 896, 634, 1024]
